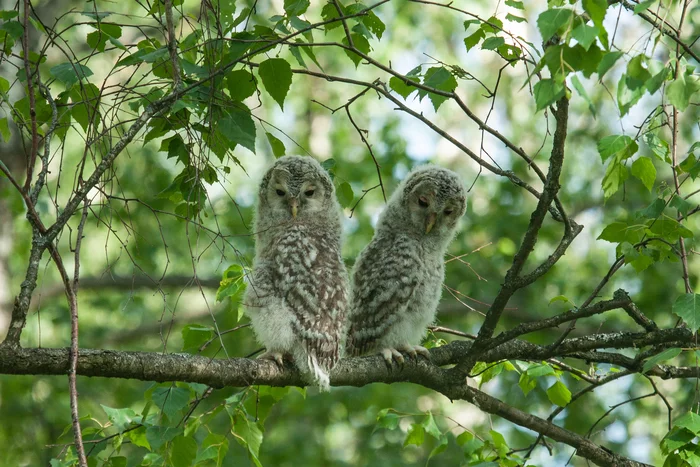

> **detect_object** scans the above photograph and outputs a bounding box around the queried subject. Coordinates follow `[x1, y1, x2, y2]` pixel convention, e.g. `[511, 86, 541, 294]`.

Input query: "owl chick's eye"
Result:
[418, 197, 429, 208]
[276, 189, 285, 197]
[444, 209, 454, 215]
[304, 189, 315, 197]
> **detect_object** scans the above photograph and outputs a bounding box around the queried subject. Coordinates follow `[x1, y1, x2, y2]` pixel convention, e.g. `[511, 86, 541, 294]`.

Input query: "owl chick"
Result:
[244, 155, 348, 391]
[345, 165, 466, 364]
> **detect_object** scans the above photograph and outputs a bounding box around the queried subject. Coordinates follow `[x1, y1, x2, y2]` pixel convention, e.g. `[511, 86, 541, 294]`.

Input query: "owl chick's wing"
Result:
[346, 235, 422, 356]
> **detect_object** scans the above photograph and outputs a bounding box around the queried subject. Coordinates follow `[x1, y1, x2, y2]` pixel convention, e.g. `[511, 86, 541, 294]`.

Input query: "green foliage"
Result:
[2, 1, 699, 466]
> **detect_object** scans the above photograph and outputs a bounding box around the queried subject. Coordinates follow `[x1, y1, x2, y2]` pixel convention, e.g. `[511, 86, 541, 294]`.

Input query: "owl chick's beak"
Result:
[289, 198, 298, 218]
[425, 212, 437, 234]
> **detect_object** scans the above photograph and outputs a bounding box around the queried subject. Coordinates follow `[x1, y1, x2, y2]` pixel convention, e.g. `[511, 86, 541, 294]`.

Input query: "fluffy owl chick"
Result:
[244, 155, 348, 391]
[346, 165, 466, 365]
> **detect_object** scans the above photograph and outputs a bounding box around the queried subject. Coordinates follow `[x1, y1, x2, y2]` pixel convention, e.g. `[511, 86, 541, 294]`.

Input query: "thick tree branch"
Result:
[0, 343, 662, 466]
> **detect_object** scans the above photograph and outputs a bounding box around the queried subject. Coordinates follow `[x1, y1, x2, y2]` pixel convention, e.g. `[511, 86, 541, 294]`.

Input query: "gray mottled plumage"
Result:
[345, 165, 466, 363]
[244, 156, 348, 391]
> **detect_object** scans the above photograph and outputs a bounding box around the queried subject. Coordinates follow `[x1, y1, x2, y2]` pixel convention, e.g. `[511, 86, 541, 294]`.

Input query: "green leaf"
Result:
[675, 412, 700, 435]
[101, 405, 139, 432]
[404, 423, 425, 447]
[181, 324, 214, 352]
[527, 363, 556, 377]
[646, 67, 669, 94]
[490, 429, 509, 455]
[196, 433, 229, 465]
[642, 347, 682, 373]
[533, 78, 565, 111]
[549, 295, 571, 305]
[420, 67, 457, 111]
[505, 0, 524, 8]
[321, 158, 336, 172]
[518, 372, 536, 396]
[421, 413, 442, 440]
[284, 0, 309, 16]
[597, 135, 638, 162]
[456, 431, 474, 446]
[631, 157, 656, 191]
[670, 195, 692, 217]
[70, 83, 101, 131]
[362, 10, 386, 40]
[146, 426, 183, 452]
[634, 0, 657, 14]
[583, 0, 608, 30]
[673, 294, 700, 332]
[0, 117, 10, 143]
[481, 16, 503, 33]
[320, 3, 342, 31]
[546, 381, 572, 407]
[597, 51, 623, 78]
[217, 264, 246, 308]
[227, 69, 257, 102]
[464, 28, 485, 51]
[233, 412, 264, 464]
[537, 8, 573, 42]
[571, 75, 595, 116]
[0, 20, 23, 39]
[151, 386, 192, 421]
[258, 58, 292, 110]
[342, 33, 370, 68]
[266, 132, 285, 157]
[629, 252, 654, 272]
[572, 23, 598, 51]
[49, 63, 93, 87]
[661, 427, 695, 454]
[220, 108, 256, 154]
[598, 222, 646, 244]
[337, 182, 354, 208]
[481, 36, 505, 50]
[647, 216, 693, 242]
[389, 76, 419, 99]
[170, 435, 198, 467]
[641, 199, 666, 220]
[625, 55, 652, 90]
[644, 133, 670, 161]
[679, 153, 700, 179]
[667, 74, 700, 112]
[127, 427, 151, 450]
[376, 409, 400, 430]
[505, 13, 527, 23]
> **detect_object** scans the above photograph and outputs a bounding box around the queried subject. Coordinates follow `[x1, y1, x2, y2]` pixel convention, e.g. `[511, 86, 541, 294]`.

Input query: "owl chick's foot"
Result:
[396, 344, 431, 361]
[257, 350, 286, 367]
[381, 348, 405, 367]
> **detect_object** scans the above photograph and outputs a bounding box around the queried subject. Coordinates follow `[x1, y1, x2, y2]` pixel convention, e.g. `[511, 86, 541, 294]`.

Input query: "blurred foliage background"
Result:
[0, 0, 698, 465]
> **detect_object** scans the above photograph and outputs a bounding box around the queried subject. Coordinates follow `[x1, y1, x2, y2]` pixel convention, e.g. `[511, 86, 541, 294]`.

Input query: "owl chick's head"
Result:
[258, 155, 337, 225]
[382, 165, 466, 244]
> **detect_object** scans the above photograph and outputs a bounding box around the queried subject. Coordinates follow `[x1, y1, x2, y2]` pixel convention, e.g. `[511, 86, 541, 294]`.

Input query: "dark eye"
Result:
[304, 190, 315, 196]
[418, 197, 429, 208]
[276, 189, 285, 196]
[444, 209, 454, 215]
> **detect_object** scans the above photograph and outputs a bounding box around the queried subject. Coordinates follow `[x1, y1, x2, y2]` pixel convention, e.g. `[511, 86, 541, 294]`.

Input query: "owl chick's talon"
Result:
[258, 350, 285, 367]
[399, 344, 431, 361]
[381, 348, 405, 367]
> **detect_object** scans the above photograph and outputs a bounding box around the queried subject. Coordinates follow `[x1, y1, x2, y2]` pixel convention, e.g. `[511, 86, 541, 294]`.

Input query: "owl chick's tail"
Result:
[295, 342, 338, 392]
[306, 354, 331, 392]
